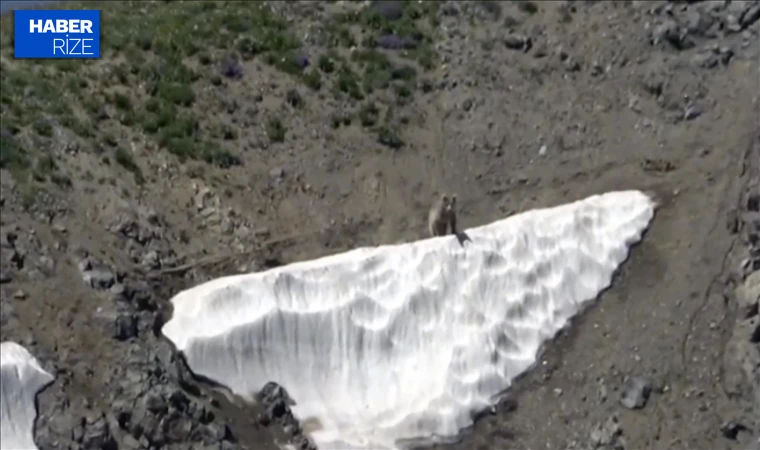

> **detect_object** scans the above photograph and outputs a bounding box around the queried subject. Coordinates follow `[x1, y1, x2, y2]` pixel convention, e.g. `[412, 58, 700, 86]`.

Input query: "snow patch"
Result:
[162, 190, 656, 450]
[1, 342, 54, 450]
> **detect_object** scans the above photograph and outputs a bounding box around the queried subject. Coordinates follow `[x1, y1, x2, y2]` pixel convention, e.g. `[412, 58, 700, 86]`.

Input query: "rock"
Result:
[735, 271, 760, 320]
[258, 381, 295, 406]
[652, 18, 681, 47]
[589, 415, 623, 449]
[141, 250, 161, 270]
[82, 415, 117, 450]
[144, 390, 168, 415]
[692, 51, 718, 69]
[168, 389, 190, 412]
[269, 167, 285, 179]
[114, 313, 138, 341]
[504, 34, 532, 52]
[462, 98, 474, 111]
[748, 194, 759, 212]
[0, 269, 11, 284]
[1, 231, 17, 248]
[162, 414, 194, 442]
[719, 46, 734, 65]
[620, 376, 652, 409]
[369, 1, 404, 21]
[720, 420, 749, 440]
[723, 317, 760, 397]
[266, 399, 288, 420]
[82, 266, 116, 290]
[684, 104, 705, 121]
[740, 3, 760, 29]
[37, 255, 55, 275]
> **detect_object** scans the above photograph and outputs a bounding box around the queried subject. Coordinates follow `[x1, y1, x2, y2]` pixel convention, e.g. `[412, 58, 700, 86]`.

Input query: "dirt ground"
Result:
[1, 1, 759, 450]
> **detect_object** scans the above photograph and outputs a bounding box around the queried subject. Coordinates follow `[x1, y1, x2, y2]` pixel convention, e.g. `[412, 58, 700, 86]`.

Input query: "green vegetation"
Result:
[517, 1, 539, 15]
[267, 118, 286, 143]
[0, 0, 440, 208]
[114, 147, 145, 185]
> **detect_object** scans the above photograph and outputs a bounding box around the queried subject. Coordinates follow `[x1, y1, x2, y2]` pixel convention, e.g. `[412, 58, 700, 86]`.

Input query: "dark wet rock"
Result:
[265, 400, 288, 421]
[222, 59, 243, 79]
[376, 34, 418, 50]
[369, 0, 404, 21]
[620, 376, 652, 409]
[720, 420, 749, 440]
[257, 381, 295, 406]
[114, 313, 138, 341]
[504, 33, 532, 52]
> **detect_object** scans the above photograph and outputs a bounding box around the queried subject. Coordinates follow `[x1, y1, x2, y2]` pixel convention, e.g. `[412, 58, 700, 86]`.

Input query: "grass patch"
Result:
[335, 64, 365, 100]
[377, 126, 403, 149]
[359, 102, 380, 127]
[0, 132, 29, 175]
[267, 117, 286, 143]
[517, 1, 539, 14]
[114, 147, 145, 184]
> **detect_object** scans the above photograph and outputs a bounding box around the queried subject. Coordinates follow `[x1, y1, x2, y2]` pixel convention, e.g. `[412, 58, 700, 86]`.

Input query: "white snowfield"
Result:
[0, 342, 54, 450]
[162, 190, 656, 450]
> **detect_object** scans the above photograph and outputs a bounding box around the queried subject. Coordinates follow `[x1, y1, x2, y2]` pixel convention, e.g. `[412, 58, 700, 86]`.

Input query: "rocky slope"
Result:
[0, 1, 758, 449]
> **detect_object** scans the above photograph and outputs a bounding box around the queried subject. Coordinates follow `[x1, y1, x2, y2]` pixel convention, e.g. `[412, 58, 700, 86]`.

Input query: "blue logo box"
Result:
[14, 9, 101, 59]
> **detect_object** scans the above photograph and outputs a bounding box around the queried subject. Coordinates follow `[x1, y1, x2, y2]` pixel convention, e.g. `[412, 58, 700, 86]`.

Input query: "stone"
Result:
[504, 34, 532, 51]
[620, 376, 652, 409]
[114, 313, 138, 341]
[590, 415, 623, 448]
[735, 271, 760, 320]
[82, 266, 116, 290]
[720, 420, 749, 440]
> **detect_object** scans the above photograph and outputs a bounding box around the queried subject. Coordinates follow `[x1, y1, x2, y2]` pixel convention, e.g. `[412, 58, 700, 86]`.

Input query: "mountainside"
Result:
[0, 1, 758, 449]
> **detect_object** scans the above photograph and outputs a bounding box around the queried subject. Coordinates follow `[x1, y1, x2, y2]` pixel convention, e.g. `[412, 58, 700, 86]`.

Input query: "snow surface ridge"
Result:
[1, 342, 54, 450]
[162, 190, 656, 450]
